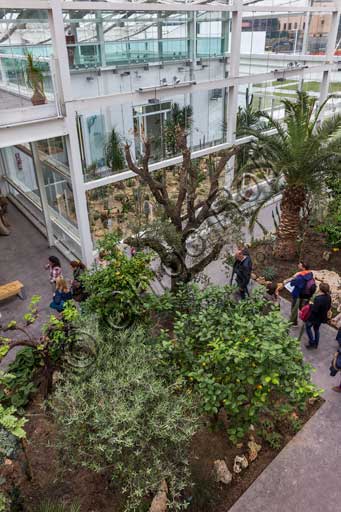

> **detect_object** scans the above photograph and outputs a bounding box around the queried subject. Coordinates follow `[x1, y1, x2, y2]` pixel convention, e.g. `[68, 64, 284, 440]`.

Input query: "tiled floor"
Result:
[0, 203, 71, 366]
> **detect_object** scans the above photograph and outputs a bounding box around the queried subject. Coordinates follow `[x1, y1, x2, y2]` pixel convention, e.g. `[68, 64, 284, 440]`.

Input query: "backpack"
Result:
[302, 278, 316, 298]
[299, 303, 311, 322]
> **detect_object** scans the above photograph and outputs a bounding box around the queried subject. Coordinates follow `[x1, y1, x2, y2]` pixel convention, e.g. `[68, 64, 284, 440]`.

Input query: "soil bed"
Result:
[0, 392, 322, 512]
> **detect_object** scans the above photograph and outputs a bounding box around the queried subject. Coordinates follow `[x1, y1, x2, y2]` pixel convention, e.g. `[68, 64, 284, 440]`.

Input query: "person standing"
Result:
[305, 282, 332, 349]
[45, 256, 63, 290]
[231, 249, 252, 300]
[289, 261, 316, 325]
[70, 260, 87, 302]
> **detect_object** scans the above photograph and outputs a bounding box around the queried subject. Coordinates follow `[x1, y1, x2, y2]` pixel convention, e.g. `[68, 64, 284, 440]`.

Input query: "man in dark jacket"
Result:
[231, 249, 252, 300]
[305, 282, 332, 349]
[289, 261, 316, 325]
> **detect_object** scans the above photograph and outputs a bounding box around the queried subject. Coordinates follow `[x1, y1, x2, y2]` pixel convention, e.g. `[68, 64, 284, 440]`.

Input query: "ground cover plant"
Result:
[52, 326, 198, 512]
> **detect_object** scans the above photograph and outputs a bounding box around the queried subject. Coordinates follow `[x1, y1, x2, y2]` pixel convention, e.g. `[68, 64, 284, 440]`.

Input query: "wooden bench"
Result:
[0, 281, 25, 301]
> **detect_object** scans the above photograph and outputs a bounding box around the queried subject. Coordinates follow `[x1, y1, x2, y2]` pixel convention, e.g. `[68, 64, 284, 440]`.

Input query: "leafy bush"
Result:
[82, 233, 153, 327]
[319, 199, 341, 248]
[52, 326, 198, 511]
[155, 284, 318, 443]
[319, 176, 341, 248]
[0, 349, 39, 409]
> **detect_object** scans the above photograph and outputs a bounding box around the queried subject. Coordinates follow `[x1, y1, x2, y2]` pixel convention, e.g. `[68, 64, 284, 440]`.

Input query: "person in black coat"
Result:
[231, 249, 252, 300]
[305, 282, 332, 349]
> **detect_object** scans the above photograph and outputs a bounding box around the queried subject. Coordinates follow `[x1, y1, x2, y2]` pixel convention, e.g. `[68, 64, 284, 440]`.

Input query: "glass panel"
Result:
[79, 86, 228, 181]
[1, 145, 41, 207]
[0, 9, 56, 114]
[86, 156, 228, 245]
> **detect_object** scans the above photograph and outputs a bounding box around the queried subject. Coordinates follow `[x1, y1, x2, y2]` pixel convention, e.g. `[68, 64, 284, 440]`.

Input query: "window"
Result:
[303, 22, 306, 30]
[288, 23, 292, 30]
[294, 23, 298, 30]
[283, 23, 287, 30]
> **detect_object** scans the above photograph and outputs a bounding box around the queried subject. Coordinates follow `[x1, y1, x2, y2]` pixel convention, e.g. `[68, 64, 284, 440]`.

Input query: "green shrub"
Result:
[155, 284, 318, 443]
[319, 176, 341, 248]
[52, 326, 198, 511]
[82, 233, 153, 328]
[319, 198, 341, 248]
[262, 266, 278, 281]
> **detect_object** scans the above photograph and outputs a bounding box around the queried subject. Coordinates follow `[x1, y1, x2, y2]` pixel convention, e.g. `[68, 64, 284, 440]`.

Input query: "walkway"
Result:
[228, 296, 341, 512]
[0, 89, 31, 110]
[0, 203, 70, 366]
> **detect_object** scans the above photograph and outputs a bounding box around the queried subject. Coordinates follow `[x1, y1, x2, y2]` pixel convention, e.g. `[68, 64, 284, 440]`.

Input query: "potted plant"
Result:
[26, 53, 46, 106]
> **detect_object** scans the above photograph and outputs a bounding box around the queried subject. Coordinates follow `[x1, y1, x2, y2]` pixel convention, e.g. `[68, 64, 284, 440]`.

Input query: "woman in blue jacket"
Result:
[50, 277, 72, 313]
[289, 261, 316, 325]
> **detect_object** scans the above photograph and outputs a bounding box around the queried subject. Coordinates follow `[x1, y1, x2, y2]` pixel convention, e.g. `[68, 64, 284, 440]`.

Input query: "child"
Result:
[45, 256, 62, 289]
[50, 277, 72, 313]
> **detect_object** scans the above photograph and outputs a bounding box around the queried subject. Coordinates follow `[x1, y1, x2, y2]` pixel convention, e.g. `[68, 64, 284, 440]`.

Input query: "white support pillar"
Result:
[31, 142, 55, 247]
[49, 0, 73, 103]
[49, 0, 94, 266]
[319, 9, 340, 107]
[225, 0, 242, 189]
[302, 0, 313, 55]
[65, 114, 94, 267]
[96, 11, 107, 68]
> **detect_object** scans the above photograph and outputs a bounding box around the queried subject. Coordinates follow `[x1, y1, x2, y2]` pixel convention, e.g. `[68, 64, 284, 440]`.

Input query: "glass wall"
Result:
[1, 137, 81, 257]
[86, 153, 228, 244]
[0, 9, 57, 114]
[79, 86, 228, 181]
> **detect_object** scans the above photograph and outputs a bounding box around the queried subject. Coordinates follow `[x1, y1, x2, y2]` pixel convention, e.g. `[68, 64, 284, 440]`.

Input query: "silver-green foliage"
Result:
[36, 502, 80, 512]
[52, 327, 198, 511]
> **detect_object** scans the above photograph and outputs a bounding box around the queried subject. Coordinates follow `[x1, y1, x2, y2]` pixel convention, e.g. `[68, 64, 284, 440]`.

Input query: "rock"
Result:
[248, 439, 262, 462]
[213, 459, 233, 485]
[149, 480, 168, 512]
[233, 455, 249, 474]
[322, 251, 331, 261]
[311, 270, 341, 311]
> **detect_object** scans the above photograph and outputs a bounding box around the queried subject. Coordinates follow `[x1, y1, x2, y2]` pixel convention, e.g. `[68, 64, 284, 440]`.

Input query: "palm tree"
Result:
[236, 91, 341, 259]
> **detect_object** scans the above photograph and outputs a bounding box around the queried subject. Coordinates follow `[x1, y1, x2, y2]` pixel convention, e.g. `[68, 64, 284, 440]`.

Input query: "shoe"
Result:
[332, 386, 341, 393]
[305, 344, 316, 349]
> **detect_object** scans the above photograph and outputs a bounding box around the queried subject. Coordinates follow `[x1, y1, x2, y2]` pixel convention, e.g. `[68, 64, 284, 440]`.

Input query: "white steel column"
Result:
[31, 142, 54, 247]
[50, 0, 94, 266]
[225, 0, 242, 188]
[319, 9, 340, 106]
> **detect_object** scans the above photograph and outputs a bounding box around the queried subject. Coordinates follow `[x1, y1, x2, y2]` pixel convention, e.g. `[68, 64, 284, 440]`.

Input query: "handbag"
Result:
[299, 303, 311, 322]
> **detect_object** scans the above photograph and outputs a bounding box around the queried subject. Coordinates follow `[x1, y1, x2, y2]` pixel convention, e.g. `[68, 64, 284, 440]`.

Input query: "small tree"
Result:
[105, 127, 125, 173]
[125, 118, 243, 291]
